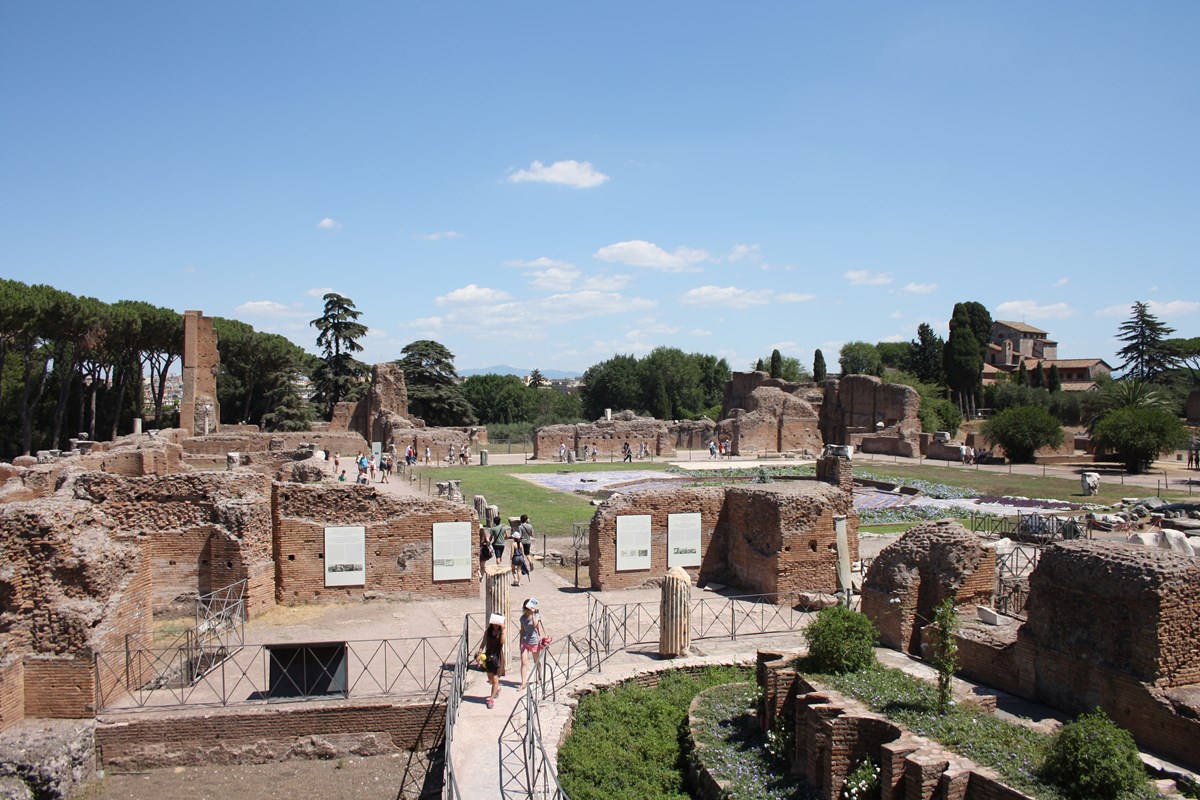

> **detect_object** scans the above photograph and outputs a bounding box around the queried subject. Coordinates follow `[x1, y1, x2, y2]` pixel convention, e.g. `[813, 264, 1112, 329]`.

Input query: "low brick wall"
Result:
[756, 651, 1037, 800]
[23, 656, 95, 718]
[95, 699, 445, 770]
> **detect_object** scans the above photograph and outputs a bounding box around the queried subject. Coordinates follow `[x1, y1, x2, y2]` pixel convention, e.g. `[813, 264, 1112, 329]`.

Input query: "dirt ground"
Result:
[76, 753, 421, 800]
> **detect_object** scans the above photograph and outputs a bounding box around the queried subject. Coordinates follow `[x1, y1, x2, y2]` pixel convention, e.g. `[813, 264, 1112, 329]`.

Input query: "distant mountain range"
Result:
[459, 365, 580, 380]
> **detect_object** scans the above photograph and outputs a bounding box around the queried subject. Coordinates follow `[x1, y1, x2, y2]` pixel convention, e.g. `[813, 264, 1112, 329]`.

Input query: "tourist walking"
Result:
[622, 441, 632, 463]
[510, 534, 530, 586]
[518, 598, 548, 691]
[379, 454, 390, 483]
[481, 614, 506, 709]
[424, 446, 431, 466]
[516, 514, 534, 569]
[489, 515, 509, 566]
[591, 442, 598, 462]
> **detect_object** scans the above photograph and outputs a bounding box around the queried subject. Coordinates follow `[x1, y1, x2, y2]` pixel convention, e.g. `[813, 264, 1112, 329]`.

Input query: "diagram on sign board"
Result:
[616, 514, 651, 571]
[432, 521, 473, 581]
[324, 526, 366, 587]
[668, 512, 701, 568]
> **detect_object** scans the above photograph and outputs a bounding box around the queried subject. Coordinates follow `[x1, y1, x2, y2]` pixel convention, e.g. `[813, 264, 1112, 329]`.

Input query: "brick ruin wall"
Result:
[534, 414, 675, 460]
[74, 471, 277, 618]
[755, 651, 1037, 800]
[179, 310, 220, 436]
[180, 431, 368, 458]
[823, 375, 922, 457]
[860, 521, 997, 657]
[863, 536, 1200, 771]
[273, 483, 477, 602]
[588, 481, 857, 594]
[718, 386, 824, 457]
[94, 699, 445, 770]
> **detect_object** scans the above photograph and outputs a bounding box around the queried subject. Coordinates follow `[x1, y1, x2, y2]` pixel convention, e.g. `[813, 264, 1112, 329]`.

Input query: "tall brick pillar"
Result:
[180, 310, 220, 436]
[483, 566, 512, 671]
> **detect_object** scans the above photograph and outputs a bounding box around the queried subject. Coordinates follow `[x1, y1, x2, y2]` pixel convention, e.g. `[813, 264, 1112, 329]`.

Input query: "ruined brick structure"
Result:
[179, 310, 220, 437]
[860, 521, 997, 656]
[588, 479, 857, 593]
[274, 483, 478, 602]
[821, 375, 922, 457]
[0, 445, 477, 739]
[717, 382, 824, 457]
[862, 535, 1200, 770]
[755, 651, 1036, 800]
[324, 362, 488, 455]
[534, 411, 675, 460]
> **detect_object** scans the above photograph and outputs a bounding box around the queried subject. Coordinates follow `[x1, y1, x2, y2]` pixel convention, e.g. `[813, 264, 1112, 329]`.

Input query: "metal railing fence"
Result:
[96, 634, 459, 713]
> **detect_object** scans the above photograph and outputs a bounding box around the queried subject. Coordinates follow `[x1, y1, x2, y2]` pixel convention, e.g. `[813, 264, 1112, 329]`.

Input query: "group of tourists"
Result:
[707, 439, 733, 459]
[480, 513, 536, 586]
[480, 597, 549, 709]
[331, 451, 394, 484]
[401, 444, 431, 466]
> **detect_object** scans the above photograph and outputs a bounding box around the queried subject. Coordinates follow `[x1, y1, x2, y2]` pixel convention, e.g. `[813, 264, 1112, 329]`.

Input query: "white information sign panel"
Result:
[667, 512, 702, 568]
[324, 526, 366, 587]
[432, 521, 473, 581]
[615, 514, 652, 572]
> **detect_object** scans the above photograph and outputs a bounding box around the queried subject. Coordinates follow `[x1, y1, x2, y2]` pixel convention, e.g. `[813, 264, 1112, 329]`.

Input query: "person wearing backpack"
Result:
[489, 515, 509, 566]
[516, 514, 534, 571]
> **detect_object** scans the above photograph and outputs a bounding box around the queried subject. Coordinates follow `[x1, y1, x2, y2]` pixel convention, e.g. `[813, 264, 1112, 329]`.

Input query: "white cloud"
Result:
[900, 282, 938, 295]
[777, 292, 816, 303]
[1096, 300, 1200, 318]
[582, 273, 632, 292]
[626, 321, 683, 338]
[844, 270, 893, 286]
[435, 284, 512, 306]
[995, 300, 1076, 320]
[680, 285, 772, 309]
[416, 230, 462, 241]
[1052, 277, 1069, 287]
[527, 266, 580, 291]
[728, 244, 762, 264]
[316, 217, 342, 230]
[402, 315, 444, 330]
[881, 334, 906, 343]
[594, 240, 710, 272]
[507, 159, 610, 188]
[504, 257, 573, 269]
[234, 300, 308, 318]
[690, 328, 712, 337]
[305, 287, 337, 298]
[888, 310, 905, 320]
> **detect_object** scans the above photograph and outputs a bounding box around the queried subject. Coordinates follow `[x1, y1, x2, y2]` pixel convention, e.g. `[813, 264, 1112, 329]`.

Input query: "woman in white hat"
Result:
[518, 598, 548, 691]
[482, 613, 506, 709]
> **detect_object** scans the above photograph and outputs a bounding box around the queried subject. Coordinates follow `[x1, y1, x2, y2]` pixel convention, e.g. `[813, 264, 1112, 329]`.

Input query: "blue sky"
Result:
[2, 2, 1197, 375]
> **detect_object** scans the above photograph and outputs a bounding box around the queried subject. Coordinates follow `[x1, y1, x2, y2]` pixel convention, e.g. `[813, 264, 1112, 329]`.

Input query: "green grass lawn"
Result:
[409, 461, 673, 538]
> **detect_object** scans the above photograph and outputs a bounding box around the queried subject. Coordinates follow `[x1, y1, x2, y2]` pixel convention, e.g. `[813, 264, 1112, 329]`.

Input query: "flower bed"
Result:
[687, 682, 811, 800]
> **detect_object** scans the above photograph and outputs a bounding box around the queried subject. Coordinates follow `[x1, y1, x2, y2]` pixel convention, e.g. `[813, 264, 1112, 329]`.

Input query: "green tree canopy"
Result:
[1116, 301, 1177, 381]
[981, 406, 1063, 463]
[309, 293, 369, 416]
[838, 341, 883, 377]
[395, 340, 476, 426]
[813, 349, 827, 382]
[768, 349, 783, 379]
[875, 341, 911, 370]
[1092, 406, 1188, 473]
[908, 323, 945, 386]
[944, 308, 983, 412]
[461, 373, 535, 425]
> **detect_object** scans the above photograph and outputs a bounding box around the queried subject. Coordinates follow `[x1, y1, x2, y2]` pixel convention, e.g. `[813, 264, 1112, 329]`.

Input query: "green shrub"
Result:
[804, 606, 878, 674]
[1041, 709, 1145, 800]
[981, 406, 1063, 463]
[557, 666, 750, 800]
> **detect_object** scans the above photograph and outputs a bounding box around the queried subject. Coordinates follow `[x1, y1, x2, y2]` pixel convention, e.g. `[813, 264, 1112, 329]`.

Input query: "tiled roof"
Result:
[995, 320, 1049, 335]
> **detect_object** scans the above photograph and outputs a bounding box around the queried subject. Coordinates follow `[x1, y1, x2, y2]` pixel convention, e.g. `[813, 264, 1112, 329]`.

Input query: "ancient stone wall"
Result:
[588, 481, 856, 593]
[720, 371, 812, 420]
[870, 537, 1200, 771]
[534, 412, 675, 460]
[822, 375, 921, 457]
[180, 431, 367, 458]
[668, 418, 717, 450]
[273, 483, 477, 602]
[720, 387, 823, 457]
[1023, 541, 1200, 688]
[74, 472, 276, 617]
[860, 521, 997, 656]
[94, 699, 444, 770]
